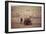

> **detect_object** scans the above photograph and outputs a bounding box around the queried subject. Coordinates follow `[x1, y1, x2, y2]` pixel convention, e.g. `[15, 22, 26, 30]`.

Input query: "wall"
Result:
[11, 6, 41, 28]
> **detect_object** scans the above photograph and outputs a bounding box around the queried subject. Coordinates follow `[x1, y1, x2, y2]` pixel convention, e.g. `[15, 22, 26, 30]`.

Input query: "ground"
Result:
[11, 22, 41, 29]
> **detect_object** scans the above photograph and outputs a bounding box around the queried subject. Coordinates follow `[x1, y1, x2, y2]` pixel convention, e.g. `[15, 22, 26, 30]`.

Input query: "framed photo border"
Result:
[5, 1, 45, 33]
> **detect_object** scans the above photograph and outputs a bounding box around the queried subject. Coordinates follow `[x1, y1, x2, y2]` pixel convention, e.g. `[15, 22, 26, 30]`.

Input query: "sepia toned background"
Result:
[11, 6, 41, 28]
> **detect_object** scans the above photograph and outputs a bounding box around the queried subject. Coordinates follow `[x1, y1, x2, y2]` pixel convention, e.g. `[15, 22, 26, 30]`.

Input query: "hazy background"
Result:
[11, 6, 41, 28]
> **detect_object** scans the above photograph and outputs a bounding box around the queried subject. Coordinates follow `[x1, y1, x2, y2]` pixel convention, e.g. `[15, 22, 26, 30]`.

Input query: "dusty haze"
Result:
[11, 6, 41, 28]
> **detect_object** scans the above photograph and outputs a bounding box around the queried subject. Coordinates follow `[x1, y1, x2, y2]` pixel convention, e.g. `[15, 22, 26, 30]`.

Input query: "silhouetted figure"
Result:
[24, 18, 32, 25]
[20, 18, 23, 24]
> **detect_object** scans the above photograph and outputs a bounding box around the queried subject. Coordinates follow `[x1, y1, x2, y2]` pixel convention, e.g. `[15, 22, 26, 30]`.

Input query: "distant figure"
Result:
[24, 18, 32, 25]
[20, 18, 23, 24]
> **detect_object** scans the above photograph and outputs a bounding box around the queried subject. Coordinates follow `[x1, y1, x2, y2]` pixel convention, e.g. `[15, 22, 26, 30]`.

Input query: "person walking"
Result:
[20, 18, 23, 24]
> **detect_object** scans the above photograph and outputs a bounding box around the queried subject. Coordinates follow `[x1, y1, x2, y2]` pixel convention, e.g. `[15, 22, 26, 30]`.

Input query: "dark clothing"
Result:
[24, 18, 32, 25]
[21, 18, 22, 22]
[20, 18, 23, 24]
